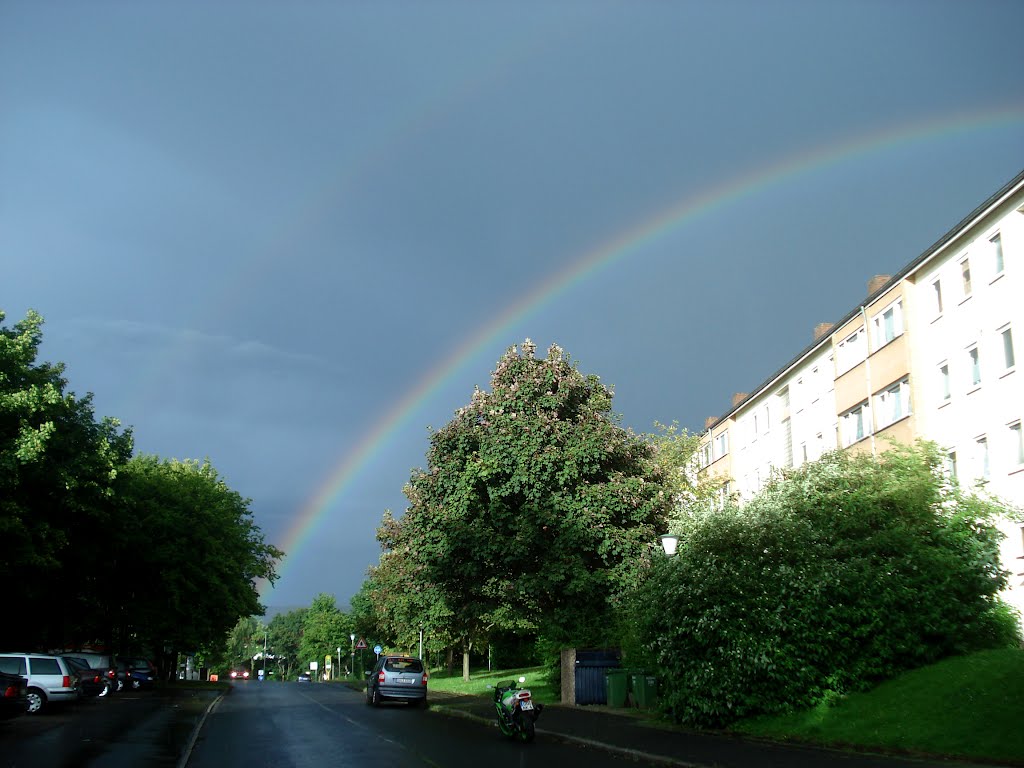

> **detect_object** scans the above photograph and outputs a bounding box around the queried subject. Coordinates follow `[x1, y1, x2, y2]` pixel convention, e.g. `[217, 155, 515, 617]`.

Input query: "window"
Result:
[939, 362, 950, 401]
[713, 431, 728, 459]
[1000, 326, 1015, 371]
[931, 279, 943, 315]
[946, 450, 958, 479]
[1011, 422, 1023, 467]
[872, 299, 903, 347]
[836, 326, 867, 374]
[841, 401, 871, 446]
[716, 481, 732, 509]
[875, 377, 910, 429]
[961, 258, 972, 297]
[967, 345, 981, 387]
[976, 436, 989, 481]
[698, 443, 711, 468]
[991, 232, 1003, 275]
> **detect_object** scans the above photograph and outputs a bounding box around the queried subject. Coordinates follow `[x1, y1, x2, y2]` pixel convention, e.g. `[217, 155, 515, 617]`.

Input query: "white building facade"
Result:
[697, 169, 1024, 622]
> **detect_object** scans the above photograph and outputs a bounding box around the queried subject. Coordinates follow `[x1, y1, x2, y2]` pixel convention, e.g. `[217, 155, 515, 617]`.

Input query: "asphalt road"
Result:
[0, 687, 216, 768]
[186, 680, 664, 768]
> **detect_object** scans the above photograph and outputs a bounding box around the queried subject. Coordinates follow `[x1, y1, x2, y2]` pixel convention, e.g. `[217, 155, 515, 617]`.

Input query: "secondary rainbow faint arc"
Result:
[267, 105, 1024, 591]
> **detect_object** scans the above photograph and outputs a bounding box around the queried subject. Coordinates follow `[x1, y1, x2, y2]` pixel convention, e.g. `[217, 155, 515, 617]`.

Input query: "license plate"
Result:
[398, 678, 416, 684]
[520, 700, 534, 710]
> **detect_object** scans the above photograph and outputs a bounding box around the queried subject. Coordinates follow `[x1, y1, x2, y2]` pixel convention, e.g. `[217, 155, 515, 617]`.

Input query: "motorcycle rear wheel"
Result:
[517, 718, 535, 743]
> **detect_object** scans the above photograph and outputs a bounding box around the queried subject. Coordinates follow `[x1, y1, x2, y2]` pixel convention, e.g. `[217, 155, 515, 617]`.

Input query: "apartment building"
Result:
[696, 169, 1024, 620]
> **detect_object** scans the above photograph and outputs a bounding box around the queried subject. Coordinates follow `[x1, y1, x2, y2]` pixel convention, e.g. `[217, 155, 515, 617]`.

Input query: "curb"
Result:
[176, 691, 225, 768]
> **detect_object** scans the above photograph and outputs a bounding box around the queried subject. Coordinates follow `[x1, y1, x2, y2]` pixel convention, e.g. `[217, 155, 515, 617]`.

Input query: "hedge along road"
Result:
[182, 680, 666, 768]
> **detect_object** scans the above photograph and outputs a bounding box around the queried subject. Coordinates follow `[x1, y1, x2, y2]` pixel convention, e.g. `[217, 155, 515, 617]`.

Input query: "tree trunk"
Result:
[463, 650, 470, 682]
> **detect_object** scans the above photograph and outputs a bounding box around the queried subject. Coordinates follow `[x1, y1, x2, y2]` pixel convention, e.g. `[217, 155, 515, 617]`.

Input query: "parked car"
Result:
[54, 651, 118, 696]
[296, 672, 311, 683]
[365, 655, 427, 707]
[0, 670, 28, 720]
[117, 657, 157, 690]
[63, 656, 106, 698]
[0, 653, 78, 713]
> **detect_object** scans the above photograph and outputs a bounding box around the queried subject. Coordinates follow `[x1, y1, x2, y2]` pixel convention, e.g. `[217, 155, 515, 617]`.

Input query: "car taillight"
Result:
[421, 673, 428, 685]
[377, 671, 385, 683]
[63, 675, 71, 688]
[3, 685, 16, 698]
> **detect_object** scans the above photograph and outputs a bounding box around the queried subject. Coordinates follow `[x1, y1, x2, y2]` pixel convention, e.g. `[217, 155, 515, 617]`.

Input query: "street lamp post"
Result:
[350, 633, 356, 680]
[659, 533, 679, 556]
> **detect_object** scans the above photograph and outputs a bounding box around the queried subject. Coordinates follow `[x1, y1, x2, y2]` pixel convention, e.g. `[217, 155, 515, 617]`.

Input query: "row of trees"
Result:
[1, 309, 282, 661]
[218, 594, 353, 680]
[349, 339, 1020, 726]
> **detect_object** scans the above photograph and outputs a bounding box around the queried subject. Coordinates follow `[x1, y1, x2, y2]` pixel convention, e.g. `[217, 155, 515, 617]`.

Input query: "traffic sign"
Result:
[355, 638, 368, 649]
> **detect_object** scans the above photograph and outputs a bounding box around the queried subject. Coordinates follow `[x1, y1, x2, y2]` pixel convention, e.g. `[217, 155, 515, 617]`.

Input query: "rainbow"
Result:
[266, 105, 1024, 594]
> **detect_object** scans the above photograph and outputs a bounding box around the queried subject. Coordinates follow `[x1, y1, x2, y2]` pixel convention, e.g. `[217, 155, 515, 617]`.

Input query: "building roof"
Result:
[702, 167, 1024, 434]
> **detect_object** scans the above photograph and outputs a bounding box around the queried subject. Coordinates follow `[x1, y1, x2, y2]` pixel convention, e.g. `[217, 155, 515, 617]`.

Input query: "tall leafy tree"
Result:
[385, 340, 672, 677]
[268, 608, 307, 679]
[113, 455, 283, 656]
[298, 593, 350, 677]
[1, 309, 133, 648]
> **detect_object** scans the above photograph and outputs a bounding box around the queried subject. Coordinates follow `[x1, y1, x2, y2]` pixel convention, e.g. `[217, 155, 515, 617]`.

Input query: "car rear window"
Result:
[29, 658, 61, 675]
[64, 657, 89, 672]
[0, 657, 26, 675]
[383, 658, 423, 673]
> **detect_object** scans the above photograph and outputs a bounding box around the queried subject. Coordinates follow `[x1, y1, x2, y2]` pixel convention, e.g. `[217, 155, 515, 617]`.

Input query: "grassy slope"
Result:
[731, 648, 1024, 764]
[427, 651, 1023, 764]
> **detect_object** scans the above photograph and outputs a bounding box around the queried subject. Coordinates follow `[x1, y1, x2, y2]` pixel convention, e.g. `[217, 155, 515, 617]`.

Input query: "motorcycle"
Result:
[488, 676, 542, 743]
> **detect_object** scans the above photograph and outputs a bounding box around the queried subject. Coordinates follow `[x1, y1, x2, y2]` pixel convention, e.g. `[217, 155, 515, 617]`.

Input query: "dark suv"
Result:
[365, 655, 427, 707]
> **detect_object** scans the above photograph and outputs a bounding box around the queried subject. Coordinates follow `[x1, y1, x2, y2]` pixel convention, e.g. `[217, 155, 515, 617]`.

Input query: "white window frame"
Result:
[960, 256, 972, 299]
[836, 326, 867, 375]
[975, 435, 989, 481]
[841, 401, 871, 447]
[998, 324, 1015, 373]
[713, 431, 728, 460]
[872, 299, 904, 348]
[1010, 421, 1023, 468]
[931, 278, 943, 318]
[938, 361, 950, 403]
[967, 344, 981, 388]
[990, 231, 1004, 277]
[874, 377, 911, 430]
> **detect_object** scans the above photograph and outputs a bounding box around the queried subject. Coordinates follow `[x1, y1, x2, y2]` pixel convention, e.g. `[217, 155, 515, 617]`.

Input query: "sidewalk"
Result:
[427, 691, 999, 768]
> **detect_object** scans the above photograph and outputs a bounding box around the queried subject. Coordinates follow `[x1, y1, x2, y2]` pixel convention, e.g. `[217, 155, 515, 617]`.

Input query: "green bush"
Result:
[624, 442, 1021, 728]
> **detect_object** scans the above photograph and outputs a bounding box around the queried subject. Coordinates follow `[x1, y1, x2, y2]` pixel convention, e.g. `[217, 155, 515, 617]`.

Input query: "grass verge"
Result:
[426, 666, 559, 704]
[731, 648, 1024, 765]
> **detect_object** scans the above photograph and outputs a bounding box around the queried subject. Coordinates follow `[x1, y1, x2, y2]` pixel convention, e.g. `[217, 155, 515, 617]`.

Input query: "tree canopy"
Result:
[378, 340, 673, 668]
[624, 442, 1022, 728]
[1, 308, 282, 656]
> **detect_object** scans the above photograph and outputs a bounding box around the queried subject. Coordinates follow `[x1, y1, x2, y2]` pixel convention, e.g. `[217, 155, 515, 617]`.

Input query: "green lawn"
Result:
[731, 648, 1024, 765]
[426, 666, 559, 704]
